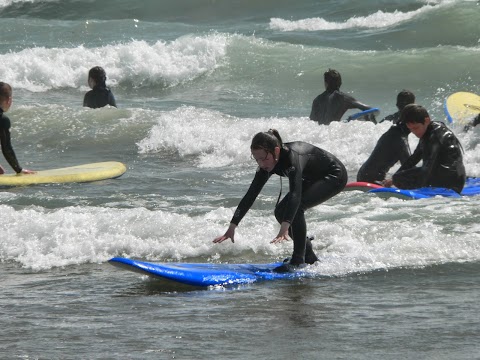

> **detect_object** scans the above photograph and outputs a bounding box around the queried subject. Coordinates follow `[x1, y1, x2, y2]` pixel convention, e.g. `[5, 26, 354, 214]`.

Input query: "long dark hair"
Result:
[251, 129, 283, 156]
[88, 66, 107, 87]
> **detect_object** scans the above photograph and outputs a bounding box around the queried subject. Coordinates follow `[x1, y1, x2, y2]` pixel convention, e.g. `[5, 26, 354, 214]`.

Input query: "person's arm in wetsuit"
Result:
[414, 137, 441, 188]
[83, 91, 93, 108]
[383, 139, 421, 187]
[342, 93, 375, 122]
[396, 141, 423, 172]
[214, 169, 271, 243]
[349, 99, 371, 112]
[231, 169, 270, 225]
[398, 135, 411, 165]
[0, 126, 23, 173]
[473, 114, 480, 127]
[107, 89, 117, 108]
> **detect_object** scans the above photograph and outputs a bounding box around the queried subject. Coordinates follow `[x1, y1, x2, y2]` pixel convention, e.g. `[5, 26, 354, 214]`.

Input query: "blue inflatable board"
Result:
[347, 107, 380, 122]
[109, 257, 311, 287]
[368, 177, 480, 200]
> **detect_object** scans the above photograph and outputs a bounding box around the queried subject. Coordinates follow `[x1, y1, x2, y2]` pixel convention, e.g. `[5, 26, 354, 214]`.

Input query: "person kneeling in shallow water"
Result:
[213, 129, 347, 272]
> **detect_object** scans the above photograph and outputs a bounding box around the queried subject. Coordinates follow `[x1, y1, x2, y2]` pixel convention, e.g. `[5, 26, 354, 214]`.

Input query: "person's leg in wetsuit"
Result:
[274, 173, 346, 271]
[392, 167, 424, 189]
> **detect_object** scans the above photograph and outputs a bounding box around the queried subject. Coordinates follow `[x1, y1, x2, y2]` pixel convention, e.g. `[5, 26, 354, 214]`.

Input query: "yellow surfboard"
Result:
[444, 92, 480, 125]
[0, 161, 126, 186]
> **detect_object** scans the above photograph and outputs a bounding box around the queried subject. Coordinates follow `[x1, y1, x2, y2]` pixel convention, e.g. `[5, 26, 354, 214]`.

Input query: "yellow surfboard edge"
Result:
[444, 92, 480, 125]
[0, 161, 127, 186]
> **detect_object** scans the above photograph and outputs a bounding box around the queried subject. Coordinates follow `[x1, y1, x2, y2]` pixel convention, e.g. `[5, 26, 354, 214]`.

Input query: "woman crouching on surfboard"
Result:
[213, 129, 347, 272]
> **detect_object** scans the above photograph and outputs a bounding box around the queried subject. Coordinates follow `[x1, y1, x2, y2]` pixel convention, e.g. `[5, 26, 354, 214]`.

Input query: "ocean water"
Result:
[1, 0, 479, 358]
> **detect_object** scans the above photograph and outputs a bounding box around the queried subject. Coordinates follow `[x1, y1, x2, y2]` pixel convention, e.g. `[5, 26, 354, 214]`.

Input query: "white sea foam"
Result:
[0, 0, 36, 8]
[270, 4, 439, 31]
[2, 190, 479, 273]
[136, 105, 416, 173]
[0, 33, 230, 92]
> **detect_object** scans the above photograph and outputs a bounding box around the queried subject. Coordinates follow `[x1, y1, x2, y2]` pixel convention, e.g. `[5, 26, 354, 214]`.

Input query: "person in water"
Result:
[378, 89, 416, 123]
[357, 90, 415, 183]
[384, 104, 466, 194]
[83, 66, 117, 109]
[213, 129, 347, 272]
[309, 68, 373, 125]
[463, 113, 480, 131]
[0, 82, 35, 175]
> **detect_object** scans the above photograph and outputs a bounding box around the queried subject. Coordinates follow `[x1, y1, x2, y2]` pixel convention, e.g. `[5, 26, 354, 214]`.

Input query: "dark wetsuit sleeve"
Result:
[473, 114, 480, 127]
[397, 142, 422, 172]
[417, 140, 442, 186]
[347, 96, 371, 111]
[108, 91, 117, 107]
[83, 92, 92, 107]
[0, 118, 22, 173]
[398, 136, 411, 164]
[230, 169, 271, 225]
[309, 95, 322, 121]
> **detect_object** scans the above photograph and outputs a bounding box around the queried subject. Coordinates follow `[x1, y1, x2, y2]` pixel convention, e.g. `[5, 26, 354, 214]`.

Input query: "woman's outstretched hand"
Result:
[213, 223, 237, 243]
[270, 221, 290, 244]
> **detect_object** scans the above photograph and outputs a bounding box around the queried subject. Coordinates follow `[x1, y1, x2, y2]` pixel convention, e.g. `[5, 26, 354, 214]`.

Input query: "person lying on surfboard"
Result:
[83, 66, 117, 109]
[357, 90, 415, 183]
[383, 104, 466, 194]
[0, 82, 35, 175]
[309, 68, 374, 125]
[213, 129, 347, 272]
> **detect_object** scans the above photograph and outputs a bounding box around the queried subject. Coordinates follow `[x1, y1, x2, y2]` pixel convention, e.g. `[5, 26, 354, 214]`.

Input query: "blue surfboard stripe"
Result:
[444, 99, 454, 124]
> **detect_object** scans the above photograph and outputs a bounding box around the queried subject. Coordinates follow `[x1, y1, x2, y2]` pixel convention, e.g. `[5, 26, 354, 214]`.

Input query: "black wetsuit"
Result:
[393, 121, 466, 193]
[310, 89, 371, 125]
[231, 142, 347, 265]
[357, 122, 410, 183]
[471, 114, 480, 127]
[0, 108, 22, 173]
[83, 85, 117, 109]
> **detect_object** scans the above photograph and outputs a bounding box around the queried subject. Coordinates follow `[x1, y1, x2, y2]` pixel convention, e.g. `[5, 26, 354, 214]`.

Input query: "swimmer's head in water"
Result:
[396, 90, 415, 112]
[324, 69, 342, 91]
[88, 66, 107, 88]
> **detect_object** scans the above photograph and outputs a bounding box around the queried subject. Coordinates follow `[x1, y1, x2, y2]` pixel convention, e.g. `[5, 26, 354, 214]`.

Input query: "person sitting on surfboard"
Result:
[213, 129, 347, 272]
[0, 82, 35, 175]
[384, 104, 466, 194]
[357, 90, 415, 183]
[83, 66, 117, 109]
[309, 68, 373, 125]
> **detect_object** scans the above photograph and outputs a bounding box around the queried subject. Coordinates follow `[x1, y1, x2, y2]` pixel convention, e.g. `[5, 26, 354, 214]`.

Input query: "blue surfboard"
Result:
[109, 257, 312, 287]
[347, 107, 380, 122]
[368, 177, 480, 200]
